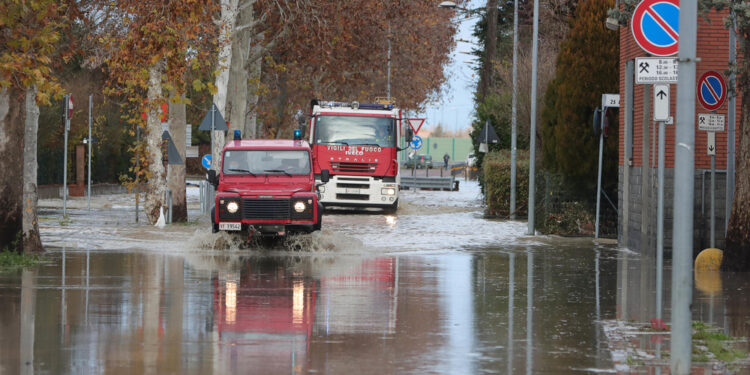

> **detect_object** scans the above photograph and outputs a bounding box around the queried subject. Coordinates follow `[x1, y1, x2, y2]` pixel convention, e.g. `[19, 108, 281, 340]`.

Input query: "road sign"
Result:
[410, 135, 423, 150]
[631, 0, 680, 56]
[408, 118, 425, 134]
[198, 103, 228, 131]
[707, 132, 716, 156]
[698, 113, 725, 132]
[201, 154, 211, 169]
[653, 84, 670, 121]
[697, 71, 727, 111]
[635, 57, 678, 84]
[602, 93, 620, 108]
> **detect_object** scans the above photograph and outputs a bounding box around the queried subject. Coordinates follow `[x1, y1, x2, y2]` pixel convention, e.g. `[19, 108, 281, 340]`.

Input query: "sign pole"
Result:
[210, 105, 215, 170]
[656, 120, 665, 321]
[62, 94, 69, 218]
[672, 1, 697, 372]
[87, 95, 92, 212]
[709, 131, 716, 248]
[527, 0, 539, 236]
[510, 0, 518, 220]
[594, 108, 605, 239]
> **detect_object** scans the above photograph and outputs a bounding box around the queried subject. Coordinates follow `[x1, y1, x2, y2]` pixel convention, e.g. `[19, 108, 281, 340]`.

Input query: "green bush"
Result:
[540, 201, 595, 236]
[482, 150, 529, 218]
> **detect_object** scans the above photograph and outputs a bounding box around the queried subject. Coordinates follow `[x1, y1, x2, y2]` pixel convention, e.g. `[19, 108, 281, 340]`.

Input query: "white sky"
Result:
[420, 0, 481, 134]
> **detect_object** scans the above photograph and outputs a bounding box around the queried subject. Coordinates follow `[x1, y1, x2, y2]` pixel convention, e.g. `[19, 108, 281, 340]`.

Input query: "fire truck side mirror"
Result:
[320, 169, 330, 183]
[405, 127, 414, 144]
[207, 170, 218, 188]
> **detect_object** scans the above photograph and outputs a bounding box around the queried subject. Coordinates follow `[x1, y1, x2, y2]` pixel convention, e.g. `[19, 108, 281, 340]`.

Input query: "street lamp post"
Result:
[528, 0, 539, 235]
[510, 0, 518, 219]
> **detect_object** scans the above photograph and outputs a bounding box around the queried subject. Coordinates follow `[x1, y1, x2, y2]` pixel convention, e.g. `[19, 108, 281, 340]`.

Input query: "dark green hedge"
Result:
[482, 150, 529, 218]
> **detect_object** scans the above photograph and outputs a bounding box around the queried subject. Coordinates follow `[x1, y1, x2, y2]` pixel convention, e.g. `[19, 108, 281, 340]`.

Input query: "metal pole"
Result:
[387, 24, 391, 99]
[87, 95, 92, 211]
[657, 120, 665, 320]
[510, 0, 518, 220]
[527, 0, 539, 235]
[62, 94, 68, 218]
[595, 110, 605, 238]
[726, 13, 736, 233]
[210, 105, 215, 169]
[623, 61, 634, 248]
[135, 126, 140, 223]
[671, 2, 697, 372]
[711, 151, 716, 248]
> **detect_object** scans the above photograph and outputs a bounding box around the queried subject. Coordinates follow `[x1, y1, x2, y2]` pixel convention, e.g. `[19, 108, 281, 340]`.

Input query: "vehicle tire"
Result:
[211, 207, 218, 233]
[313, 203, 323, 231]
[383, 199, 398, 214]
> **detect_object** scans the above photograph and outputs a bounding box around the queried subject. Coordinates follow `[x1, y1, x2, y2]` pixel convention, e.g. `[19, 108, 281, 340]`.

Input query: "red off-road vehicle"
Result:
[207, 131, 329, 237]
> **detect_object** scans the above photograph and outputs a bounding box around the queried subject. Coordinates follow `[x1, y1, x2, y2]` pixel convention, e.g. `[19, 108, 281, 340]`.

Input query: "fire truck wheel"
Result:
[384, 199, 398, 214]
[314, 205, 323, 231]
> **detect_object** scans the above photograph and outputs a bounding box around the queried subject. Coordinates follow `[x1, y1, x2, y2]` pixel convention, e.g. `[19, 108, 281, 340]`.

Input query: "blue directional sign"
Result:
[697, 71, 727, 111]
[410, 135, 423, 150]
[201, 154, 211, 169]
[631, 0, 679, 56]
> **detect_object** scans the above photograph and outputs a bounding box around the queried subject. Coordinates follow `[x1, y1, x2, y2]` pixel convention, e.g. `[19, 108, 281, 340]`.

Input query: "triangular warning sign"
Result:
[161, 130, 184, 165]
[408, 118, 425, 134]
[198, 103, 228, 131]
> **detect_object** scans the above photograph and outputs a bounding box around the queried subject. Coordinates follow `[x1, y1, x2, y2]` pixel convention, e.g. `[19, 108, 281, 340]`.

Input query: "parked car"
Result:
[404, 154, 433, 169]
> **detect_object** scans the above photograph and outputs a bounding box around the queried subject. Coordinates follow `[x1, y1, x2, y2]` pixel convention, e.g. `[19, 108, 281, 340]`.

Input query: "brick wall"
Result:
[617, 7, 739, 254]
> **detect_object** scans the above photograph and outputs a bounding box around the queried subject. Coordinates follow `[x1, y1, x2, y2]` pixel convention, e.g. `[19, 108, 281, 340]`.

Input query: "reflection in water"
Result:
[526, 249, 533, 375]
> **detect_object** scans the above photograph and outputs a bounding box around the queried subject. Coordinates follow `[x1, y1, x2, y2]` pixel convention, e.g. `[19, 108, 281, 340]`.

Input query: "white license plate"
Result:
[345, 188, 360, 194]
[219, 222, 241, 231]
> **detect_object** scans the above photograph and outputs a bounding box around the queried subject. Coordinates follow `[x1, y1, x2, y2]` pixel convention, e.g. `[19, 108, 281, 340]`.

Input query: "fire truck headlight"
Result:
[226, 201, 239, 214]
[381, 188, 396, 196]
[294, 201, 306, 213]
[318, 185, 325, 193]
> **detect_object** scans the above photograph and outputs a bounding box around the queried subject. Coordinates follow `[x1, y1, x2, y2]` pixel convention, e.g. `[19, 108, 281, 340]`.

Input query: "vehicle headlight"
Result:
[294, 201, 306, 213]
[318, 185, 325, 193]
[226, 201, 239, 213]
[381, 188, 396, 196]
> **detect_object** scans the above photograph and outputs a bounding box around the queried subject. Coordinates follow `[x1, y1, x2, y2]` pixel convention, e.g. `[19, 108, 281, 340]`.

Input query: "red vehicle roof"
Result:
[224, 139, 311, 150]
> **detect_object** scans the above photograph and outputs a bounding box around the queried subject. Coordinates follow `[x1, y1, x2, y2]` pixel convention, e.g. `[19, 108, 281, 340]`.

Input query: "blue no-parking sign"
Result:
[631, 0, 679, 56]
[201, 154, 212, 169]
[410, 135, 423, 150]
[697, 71, 727, 111]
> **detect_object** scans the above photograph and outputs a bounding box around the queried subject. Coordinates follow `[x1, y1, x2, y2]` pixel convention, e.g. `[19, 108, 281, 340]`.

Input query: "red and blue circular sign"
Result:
[697, 71, 727, 111]
[631, 0, 680, 56]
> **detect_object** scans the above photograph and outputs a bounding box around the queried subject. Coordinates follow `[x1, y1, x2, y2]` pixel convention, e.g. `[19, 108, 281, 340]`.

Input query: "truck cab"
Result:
[208, 132, 329, 237]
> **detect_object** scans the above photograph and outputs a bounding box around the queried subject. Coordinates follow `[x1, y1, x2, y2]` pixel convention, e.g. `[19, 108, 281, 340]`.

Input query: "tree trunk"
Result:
[212, 0, 239, 171]
[144, 63, 167, 224]
[0, 87, 25, 252]
[244, 32, 263, 140]
[723, 29, 750, 271]
[227, 4, 250, 139]
[22, 86, 43, 253]
[168, 96, 187, 222]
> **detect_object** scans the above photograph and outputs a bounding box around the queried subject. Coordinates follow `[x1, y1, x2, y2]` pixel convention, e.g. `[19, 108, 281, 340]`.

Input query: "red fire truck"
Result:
[306, 99, 412, 213]
[208, 130, 329, 237]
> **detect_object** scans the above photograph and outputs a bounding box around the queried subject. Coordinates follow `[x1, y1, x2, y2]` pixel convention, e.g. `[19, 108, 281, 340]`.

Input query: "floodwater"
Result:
[0, 180, 748, 374]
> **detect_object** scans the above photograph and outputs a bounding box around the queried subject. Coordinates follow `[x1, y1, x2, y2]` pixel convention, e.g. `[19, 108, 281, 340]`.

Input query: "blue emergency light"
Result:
[234, 129, 241, 140]
[293, 129, 302, 140]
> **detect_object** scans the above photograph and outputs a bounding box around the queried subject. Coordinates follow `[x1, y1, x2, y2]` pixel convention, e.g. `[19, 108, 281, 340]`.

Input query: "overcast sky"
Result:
[420, 0, 480, 135]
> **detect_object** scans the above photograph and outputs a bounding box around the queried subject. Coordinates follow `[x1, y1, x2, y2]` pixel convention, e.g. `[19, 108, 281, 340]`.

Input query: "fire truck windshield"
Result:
[222, 150, 311, 175]
[314, 115, 395, 148]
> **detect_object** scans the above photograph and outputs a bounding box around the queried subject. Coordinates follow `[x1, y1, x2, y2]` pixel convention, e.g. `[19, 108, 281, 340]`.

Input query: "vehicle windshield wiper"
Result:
[228, 168, 256, 176]
[354, 143, 382, 147]
[319, 141, 348, 146]
[263, 169, 292, 177]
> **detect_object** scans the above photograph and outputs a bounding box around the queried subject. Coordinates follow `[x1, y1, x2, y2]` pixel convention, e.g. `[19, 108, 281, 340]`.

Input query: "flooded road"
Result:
[1, 181, 748, 374]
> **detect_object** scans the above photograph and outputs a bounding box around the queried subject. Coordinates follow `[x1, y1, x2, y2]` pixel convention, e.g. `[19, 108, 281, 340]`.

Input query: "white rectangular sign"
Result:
[698, 113, 725, 132]
[602, 94, 620, 108]
[707, 131, 716, 156]
[186, 124, 192, 147]
[653, 84, 670, 121]
[636, 57, 678, 84]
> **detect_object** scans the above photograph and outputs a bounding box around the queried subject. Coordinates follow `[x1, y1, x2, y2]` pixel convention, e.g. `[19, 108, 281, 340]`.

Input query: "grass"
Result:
[692, 321, 748, 363]
[0, 251, 44, 271]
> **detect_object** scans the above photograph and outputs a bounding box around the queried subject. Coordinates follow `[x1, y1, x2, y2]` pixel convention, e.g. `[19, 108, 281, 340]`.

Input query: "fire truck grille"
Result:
[336, 193, 370, 201]
[331, 162, 377, 173]
[241, 198, 290, 219]
[337, 183, 369, 189]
